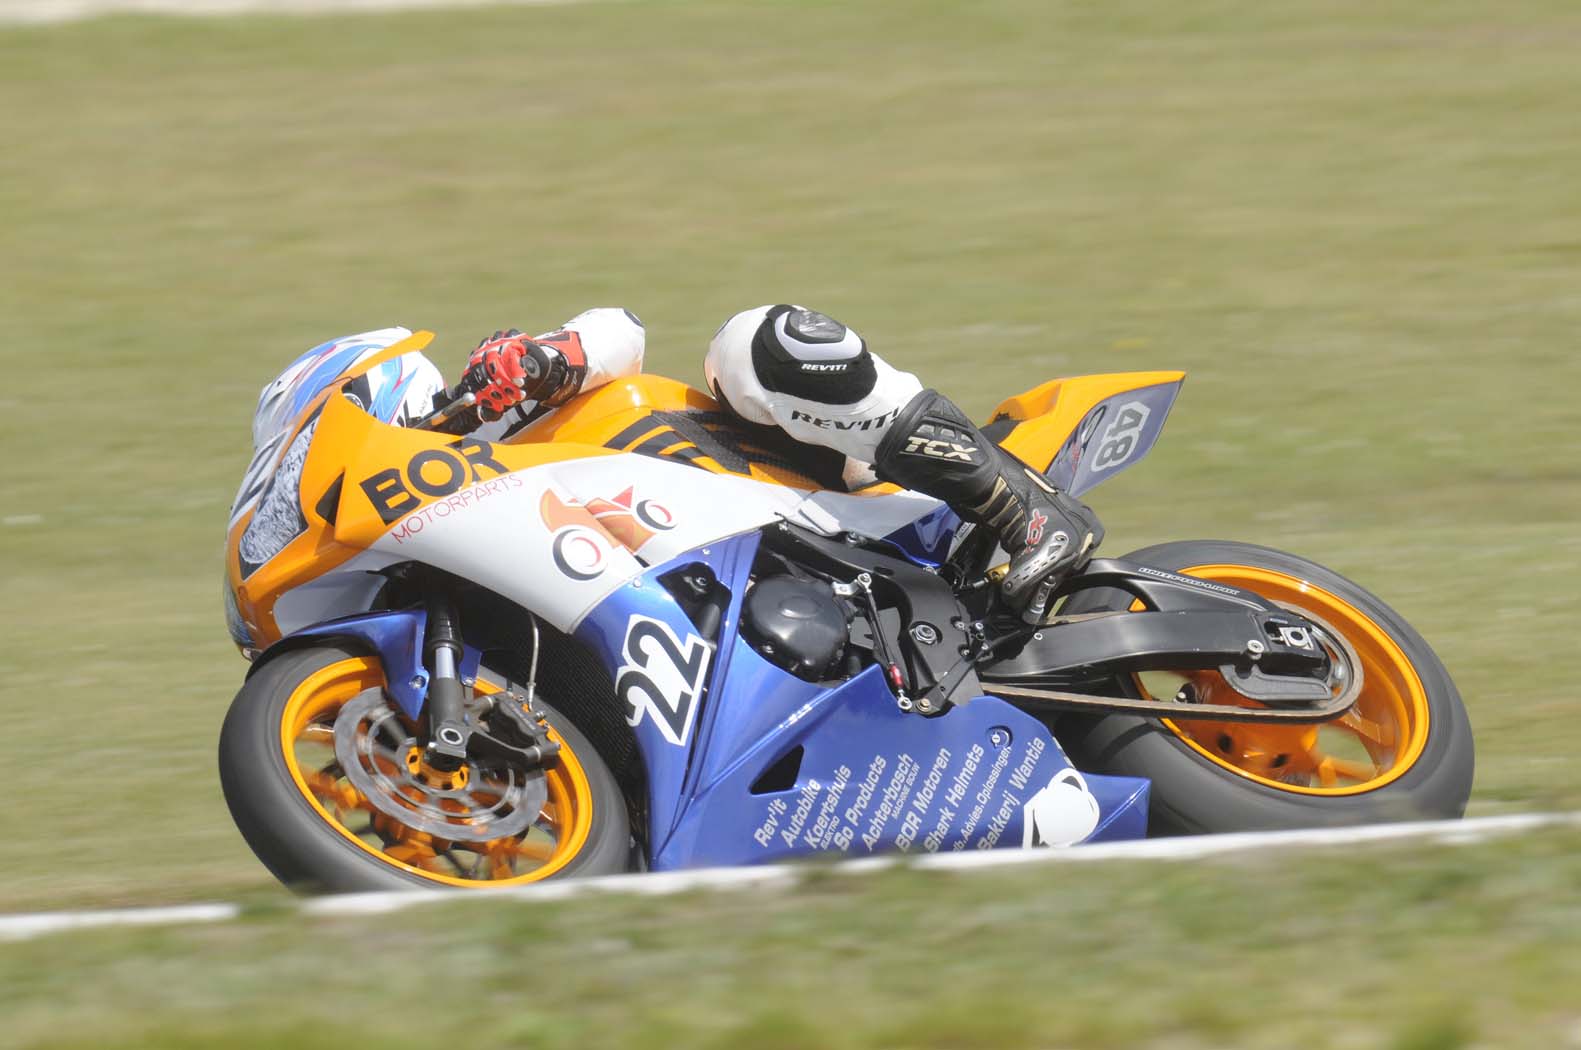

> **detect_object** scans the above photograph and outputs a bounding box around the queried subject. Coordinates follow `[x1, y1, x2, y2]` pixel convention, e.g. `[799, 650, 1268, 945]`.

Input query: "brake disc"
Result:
[332, 689, 547, 843]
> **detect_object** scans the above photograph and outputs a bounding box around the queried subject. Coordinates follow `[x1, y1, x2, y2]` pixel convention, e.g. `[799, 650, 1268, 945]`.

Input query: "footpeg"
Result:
[1022, 577, 1058, 625]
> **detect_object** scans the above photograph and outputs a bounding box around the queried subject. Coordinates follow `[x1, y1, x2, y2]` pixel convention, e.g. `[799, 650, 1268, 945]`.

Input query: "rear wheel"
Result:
[220, 644, 631, 892]
[1059, 541, 1473, 834]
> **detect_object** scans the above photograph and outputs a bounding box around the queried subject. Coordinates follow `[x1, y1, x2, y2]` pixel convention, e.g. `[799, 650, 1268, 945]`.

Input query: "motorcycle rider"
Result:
[435, 304, 1102, 618]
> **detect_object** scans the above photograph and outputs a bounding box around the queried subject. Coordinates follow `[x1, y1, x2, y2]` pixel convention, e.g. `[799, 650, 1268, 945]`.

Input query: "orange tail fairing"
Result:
[986, 371, 1186, 474]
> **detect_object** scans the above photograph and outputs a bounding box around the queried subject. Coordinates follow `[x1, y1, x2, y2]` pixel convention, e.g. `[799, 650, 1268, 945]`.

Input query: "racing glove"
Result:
[464, 328, 587, 420]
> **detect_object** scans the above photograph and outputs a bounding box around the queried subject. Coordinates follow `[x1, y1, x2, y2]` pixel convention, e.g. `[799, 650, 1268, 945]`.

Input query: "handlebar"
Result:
[409, 381, 480, 432]
[408, 361, 503, 432]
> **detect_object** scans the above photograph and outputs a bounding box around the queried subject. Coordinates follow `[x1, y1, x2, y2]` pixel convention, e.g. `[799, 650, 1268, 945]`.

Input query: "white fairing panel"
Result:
[367, 453, 809, 631]
[271, 549, 406, 636]
[363, 452, 945, 633]
[800, 490, 944, 538]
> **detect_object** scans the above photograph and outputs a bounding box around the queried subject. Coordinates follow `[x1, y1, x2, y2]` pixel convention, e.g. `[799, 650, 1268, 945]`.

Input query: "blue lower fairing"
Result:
[574, 531, 1150, 868]
[659, 653, 1149, 867]
[573, 533, 764, 854]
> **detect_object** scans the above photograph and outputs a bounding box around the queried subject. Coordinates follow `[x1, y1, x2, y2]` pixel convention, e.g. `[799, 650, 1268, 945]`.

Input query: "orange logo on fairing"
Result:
[539, 487, 676, 581]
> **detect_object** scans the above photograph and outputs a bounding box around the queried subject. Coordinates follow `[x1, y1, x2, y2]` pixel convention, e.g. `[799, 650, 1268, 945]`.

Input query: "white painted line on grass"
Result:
[296, 863, 803, 917]
[0, 903, 241, 942]
[3, 813, 1575, 943]
[906, 811, 1576, 871]
[0, 0, 585, 25]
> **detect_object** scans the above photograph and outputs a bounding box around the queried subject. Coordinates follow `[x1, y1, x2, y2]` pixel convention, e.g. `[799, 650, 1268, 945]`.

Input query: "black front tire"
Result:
[219, 644, 632, 894]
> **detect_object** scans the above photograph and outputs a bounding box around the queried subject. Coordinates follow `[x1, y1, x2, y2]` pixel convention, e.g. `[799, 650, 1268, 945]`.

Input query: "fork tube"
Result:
[423, 587, 470, 767]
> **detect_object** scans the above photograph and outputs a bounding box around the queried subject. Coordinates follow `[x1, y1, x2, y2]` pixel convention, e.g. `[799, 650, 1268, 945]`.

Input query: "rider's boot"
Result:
[874, 389, 1104, 621]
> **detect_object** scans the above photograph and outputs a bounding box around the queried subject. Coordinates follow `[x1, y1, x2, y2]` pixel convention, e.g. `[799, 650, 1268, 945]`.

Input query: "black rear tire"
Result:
[1058, 541, 1474, 834]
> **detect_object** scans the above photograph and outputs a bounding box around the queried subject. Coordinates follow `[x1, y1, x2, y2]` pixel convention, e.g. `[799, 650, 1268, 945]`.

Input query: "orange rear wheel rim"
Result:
[1138, 566, 1431, 796]
[280, 657, 595, 886]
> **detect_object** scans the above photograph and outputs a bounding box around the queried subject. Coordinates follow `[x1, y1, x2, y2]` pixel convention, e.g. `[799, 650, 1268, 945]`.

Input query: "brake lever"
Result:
[409, 358, 537, 433]
[410, 389, 479, 432]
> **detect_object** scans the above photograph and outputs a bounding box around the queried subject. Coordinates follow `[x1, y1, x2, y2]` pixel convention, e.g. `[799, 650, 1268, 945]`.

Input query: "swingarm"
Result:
[974, 558, 1363, 724]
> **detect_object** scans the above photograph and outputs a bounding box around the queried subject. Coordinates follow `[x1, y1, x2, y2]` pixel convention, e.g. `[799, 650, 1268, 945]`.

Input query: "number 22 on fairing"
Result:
[615, 616, 712, 747]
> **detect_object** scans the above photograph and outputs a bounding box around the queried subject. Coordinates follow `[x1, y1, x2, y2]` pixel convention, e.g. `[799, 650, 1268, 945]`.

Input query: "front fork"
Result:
[422, 589, 472, 770]
[418, 576, 560, 774]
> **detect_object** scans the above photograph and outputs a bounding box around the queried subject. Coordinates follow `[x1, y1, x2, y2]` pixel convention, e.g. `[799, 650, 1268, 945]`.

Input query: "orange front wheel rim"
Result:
[280, 657, 594, 886]
[1139, 566, 1432, 796]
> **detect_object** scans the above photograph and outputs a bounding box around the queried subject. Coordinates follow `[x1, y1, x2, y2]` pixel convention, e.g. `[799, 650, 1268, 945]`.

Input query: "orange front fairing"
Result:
[316, 390, 614, 548]
[226, 359, 620, 650]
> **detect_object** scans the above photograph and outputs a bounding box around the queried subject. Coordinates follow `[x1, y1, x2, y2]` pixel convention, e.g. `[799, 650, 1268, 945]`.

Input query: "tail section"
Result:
[985, 371, 1185, 498]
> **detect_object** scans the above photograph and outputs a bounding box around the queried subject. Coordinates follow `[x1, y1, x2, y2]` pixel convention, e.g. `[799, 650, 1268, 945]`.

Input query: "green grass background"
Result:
[0, 0, 1578, 1040]
[4, 827, 1580, 1049]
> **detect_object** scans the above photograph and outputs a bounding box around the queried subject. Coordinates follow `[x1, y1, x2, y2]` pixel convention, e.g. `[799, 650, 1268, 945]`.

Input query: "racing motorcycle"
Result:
[219, 329, 1474, 892]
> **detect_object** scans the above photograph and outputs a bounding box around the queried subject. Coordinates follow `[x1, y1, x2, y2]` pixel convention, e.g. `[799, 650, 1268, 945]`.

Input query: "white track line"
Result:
[3, 813, 1575, 943]
[0, 0, 583, 25]
[0, 903, 243, 942]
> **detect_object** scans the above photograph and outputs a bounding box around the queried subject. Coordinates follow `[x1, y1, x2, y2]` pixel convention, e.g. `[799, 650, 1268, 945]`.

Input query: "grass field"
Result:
[4, 827, 1581, 1049]
[1, 0, 1578, 1013]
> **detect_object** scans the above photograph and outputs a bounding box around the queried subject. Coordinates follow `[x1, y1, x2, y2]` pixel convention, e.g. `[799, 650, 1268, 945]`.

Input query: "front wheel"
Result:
[219, 644, 632, 893]
[1058, 541, 1474, 834]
